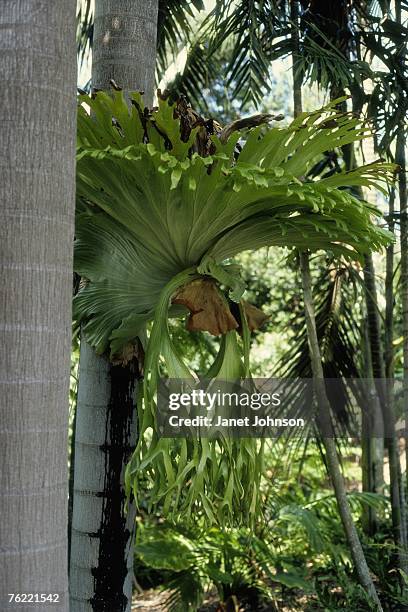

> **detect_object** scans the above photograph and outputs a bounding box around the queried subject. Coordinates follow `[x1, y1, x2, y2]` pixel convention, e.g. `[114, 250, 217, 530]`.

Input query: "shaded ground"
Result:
[132, 589, 168, 610]
[132, 589, 320, 611]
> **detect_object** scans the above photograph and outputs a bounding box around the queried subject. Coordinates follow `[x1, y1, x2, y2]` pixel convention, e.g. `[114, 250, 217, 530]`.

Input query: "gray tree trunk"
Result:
[361, 320, 384, 536]
[384, 186, 407, 552]
[300, 253, 383, 611]
[364, 252, 407, 561]
[396, 130, 408, 506]
[92, 0, 158, 95]
[69, 2, 158, 611]
[0, 1, 76, 609]
[290, 6, 380, 606]
[69, 344, 139, 612]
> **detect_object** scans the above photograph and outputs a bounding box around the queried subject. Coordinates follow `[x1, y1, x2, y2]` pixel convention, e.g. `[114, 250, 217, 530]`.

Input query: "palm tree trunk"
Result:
[397, 130, 408, 507]
[349, 85, 404, 557]
[69, 2, 158, 610]
[385, 189, 395, 386]
[384, 185, 407, 546]
[300, 253, 383, 610]
[364, 247, 407, 560]
[68, 389, 78, 574]
[0, 1, 76, 608]
[92, 0, 158, 96]
[350, 73, 408, 590]
[290, 3, 380, 605]
[393, 0, 408, 572]
[361, 255, 385, 525]
[361, 320, 384, 535]
[69, 343, 140, 611]
[363, 254, 386, 384]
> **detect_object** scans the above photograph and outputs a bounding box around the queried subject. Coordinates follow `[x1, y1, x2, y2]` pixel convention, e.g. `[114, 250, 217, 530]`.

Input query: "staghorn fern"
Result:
[74, 89, 393, 524]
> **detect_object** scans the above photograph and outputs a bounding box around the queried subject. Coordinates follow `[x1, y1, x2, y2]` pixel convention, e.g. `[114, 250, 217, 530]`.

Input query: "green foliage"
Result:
[363, 13, 408, 151]
[74, 90, 392, 524]
[134, 479, 392, 611]
[298, 23, 373, 92]
[165, 34, 218, 112]
[134, 521, 310, 610]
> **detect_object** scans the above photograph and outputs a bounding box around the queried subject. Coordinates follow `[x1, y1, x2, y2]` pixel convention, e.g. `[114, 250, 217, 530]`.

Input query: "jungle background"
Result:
[71, 1, 408, 611]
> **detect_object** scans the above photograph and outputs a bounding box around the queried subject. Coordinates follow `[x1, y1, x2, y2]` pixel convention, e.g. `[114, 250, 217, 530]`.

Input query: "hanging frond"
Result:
[298, 21, 373, 91]
[363, 18, 408, 150]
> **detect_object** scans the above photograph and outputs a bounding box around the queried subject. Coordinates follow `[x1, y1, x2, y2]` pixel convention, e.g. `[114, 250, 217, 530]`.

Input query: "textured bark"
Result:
[69, 2, 159, 610]
[384, 186, 407, 550]
[362, 255, 386, 454]
[92, 0, 158, 97]
[300, 253, 383, 610]
[68, 398, 78, 575]
[0, 1, 76, 609]
[363, 254, 386, 383]
[69, 343, 138, 612]
[90, 361, 138, 612]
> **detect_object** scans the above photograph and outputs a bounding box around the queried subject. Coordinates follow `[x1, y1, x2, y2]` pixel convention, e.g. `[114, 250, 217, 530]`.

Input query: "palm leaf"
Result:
[76, 0, 93, 70]
[157, 0, 205, 77]
[163, 35, 219, 112]
[207, 0, 287, 109]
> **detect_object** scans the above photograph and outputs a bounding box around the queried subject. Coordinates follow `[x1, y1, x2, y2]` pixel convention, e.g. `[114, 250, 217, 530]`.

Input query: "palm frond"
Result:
[76, 0, 93, 69]
[362, 20, 408, 150]
[157, 0, 205, 77]
[298, 21, 373, 91]
[163, 36, 218, 111]
[207, 0, 287, 109]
